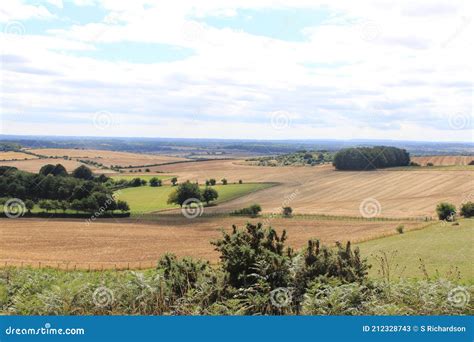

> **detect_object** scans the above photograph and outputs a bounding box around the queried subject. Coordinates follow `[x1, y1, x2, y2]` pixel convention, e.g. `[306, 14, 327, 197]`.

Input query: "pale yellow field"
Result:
[26, 148, 187, 167]
[412, 155, 473, 166]
[159, 160, 473, 218]
[0, 217, 426, 268]
[0, 151, 37, 161]
[0, 158, 106, 173]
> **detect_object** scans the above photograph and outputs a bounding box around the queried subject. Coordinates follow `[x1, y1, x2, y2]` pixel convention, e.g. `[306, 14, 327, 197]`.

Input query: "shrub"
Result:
[221, 178, 228, 185]
[396, 224, 404, 234]
[232, 204, 262, 217]
[238, 180, 243, 184]
[460, 202, 474, 218]
[282, 206, 293, 217]
[209, 179, 216, 186]
[426, 162, 434, 167]
[436, 202, 457, 221]
[469, 160, 474, 165]
[170, 177, 178, 186]
[202, 187, 218, 205]
[149, 177, 162, 187]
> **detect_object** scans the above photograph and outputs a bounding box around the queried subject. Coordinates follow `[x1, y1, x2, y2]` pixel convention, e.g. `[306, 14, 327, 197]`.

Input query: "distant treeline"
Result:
[333, 146, 410, 170]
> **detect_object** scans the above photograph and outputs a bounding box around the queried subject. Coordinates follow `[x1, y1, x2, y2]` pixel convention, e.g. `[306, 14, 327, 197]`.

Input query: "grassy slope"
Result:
[117, 183, 274, 213]
[357, 219, 473, 281]
[111, 174, 174, 181]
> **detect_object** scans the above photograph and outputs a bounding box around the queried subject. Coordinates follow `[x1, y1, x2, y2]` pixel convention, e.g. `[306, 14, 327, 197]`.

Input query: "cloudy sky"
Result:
[0, 0, 472, 141]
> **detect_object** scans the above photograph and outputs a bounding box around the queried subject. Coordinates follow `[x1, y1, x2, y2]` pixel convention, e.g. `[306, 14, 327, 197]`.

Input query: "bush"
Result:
[282, 206, 293, 217]
[171, 177, 178, 186]
[426, 162, 434, 167]
[396, 224, 404, 234]
[221, 178, 228, 185]
[436, 202, 457, 221]
[149, 177, 162, 187]
[460, 202, 474, 218]
[202, 187, 218, 205]
[232, 204, 262, 217]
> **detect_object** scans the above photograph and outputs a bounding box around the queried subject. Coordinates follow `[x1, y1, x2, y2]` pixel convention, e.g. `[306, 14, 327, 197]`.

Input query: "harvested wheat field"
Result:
[26, 148, 187, 167]
[159, 160, 474, 218]
[0, 151, 37, 160]
[411, 155, 473, 166]
[0, 158, 108, 173]
[0, 217, 426, 269]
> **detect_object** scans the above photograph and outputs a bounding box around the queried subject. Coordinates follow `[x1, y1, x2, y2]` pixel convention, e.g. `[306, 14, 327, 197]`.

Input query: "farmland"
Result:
[0, 216, 427, 268]
[118, 183, 275, 214]
[0, 148, 472, 278]
[358, 219, 474, 281]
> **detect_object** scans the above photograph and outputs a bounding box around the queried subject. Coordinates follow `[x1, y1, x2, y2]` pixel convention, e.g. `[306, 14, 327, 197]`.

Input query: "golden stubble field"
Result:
[1, 150, 472, 269]
[0, 217, 426, 268]
[26, 148, 187, 167]
[158, 160, 473, 218]
[411, 155, 473, 166]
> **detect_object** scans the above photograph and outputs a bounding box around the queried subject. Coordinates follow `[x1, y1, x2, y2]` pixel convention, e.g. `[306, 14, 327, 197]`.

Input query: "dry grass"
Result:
[411, 155, 473, 166]
[0, 159, 110, 173]
[0, 151, 37, 161]
[26, 148, 187, 167]
[0, 217, 426, 269]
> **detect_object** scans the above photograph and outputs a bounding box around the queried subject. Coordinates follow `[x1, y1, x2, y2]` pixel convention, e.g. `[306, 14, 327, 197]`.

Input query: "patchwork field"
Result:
[411, 155, 473, 166]
[118, 183, 275, 213]
[26, 148, 187, 167]
[0, 217, 427, 268]
[0, 158, 107, 173]
[0, 151, 37, 161]
[158, 160, 473, 218]
[358, 219, 474, 281]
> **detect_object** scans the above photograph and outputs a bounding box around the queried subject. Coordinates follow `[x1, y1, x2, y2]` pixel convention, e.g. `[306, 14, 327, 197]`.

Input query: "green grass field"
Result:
[116, 183, 275, 214]
[111, 174, 175, 182]
[357, 219, 473, 281]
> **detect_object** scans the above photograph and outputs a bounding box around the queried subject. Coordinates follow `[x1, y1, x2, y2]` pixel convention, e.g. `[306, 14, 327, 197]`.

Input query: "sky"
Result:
[0, 0, 473, 141]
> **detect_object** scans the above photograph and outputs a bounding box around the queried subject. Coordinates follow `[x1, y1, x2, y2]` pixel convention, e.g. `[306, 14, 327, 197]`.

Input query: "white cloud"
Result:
[0, 0, 472, 141]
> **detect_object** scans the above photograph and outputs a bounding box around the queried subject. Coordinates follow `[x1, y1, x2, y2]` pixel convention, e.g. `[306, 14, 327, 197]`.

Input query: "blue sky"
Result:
[0, 0, 472, 141]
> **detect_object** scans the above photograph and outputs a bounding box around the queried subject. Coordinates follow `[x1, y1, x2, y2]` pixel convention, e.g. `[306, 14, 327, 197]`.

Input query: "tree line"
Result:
[333, 146, 410, 170]
[0, 164, 129, 215]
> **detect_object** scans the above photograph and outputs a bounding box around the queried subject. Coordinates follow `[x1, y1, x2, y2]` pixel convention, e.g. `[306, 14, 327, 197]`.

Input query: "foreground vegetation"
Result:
[0, 222, 471, 316]
[358, 219, 474, 281]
